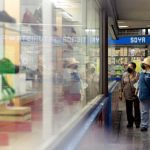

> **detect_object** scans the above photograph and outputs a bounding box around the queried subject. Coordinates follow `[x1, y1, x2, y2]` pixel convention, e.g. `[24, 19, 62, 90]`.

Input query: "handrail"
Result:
[108, 80, 117, 92]
[52, 97, 109, 150]
[109, 81, 119, 93]
[40, 95, 104, 150]
[56, 97, 109, 150]
[42, 81, 119, 150]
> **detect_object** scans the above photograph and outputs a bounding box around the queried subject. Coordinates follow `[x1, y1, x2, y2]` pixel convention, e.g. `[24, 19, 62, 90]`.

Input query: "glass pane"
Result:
[0, 0, 101, 149]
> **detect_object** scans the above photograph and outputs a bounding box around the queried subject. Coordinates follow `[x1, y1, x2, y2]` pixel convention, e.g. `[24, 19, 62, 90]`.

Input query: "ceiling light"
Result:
[85, 29, 96, 33]
[118, 21, 125, 24]
[85, 29, 90, 32]
[119, 25, 129, 28]
[91, 29, 96, 32]
[53, 0, 73, 8]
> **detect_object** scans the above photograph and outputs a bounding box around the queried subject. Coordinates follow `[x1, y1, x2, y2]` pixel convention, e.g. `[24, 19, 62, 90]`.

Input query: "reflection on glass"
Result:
[0, 0, 101, 149]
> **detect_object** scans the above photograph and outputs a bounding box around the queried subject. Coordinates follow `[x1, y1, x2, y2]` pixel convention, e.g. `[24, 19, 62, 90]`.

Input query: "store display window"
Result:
[0, 0, 101, 149]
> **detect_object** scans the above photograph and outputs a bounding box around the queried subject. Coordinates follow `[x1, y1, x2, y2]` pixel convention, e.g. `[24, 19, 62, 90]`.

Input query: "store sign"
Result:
[108, 36, 150, 45]
[130, 37, 146, 44]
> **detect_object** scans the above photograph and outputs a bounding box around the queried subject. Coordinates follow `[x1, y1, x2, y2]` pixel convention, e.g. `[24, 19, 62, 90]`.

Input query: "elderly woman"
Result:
[122, 62, 140, 128]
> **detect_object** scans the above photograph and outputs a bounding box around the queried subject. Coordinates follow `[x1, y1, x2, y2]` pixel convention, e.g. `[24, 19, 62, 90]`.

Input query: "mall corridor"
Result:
[0, 0, 150, 150]
[78, 101, 150, 150]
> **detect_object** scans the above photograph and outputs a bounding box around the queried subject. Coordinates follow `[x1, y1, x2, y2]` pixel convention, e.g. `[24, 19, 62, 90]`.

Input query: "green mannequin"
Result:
[0, 58, 19, 74]
[0, 58, 19, 100]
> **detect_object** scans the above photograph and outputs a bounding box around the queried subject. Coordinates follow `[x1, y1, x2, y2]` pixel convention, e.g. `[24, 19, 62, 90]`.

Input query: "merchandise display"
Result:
[22, 9, 42, 35]
[114, 65, 124, 77]
[0, 1, 36, 125]
[0, 0, 101, 149]
[0, 106, 31, 121]
[0, 61, 31, 123]
[108, 47, 146, 79]
[33, 7, 42, 23]
[0, 10, 16, 23]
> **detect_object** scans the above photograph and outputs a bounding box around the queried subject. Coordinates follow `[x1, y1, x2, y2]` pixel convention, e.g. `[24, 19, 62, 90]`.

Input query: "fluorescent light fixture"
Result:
[85, 29, 96, 33]
[142, 29, 146, 35]
[53, 0, 73, 8]
[91, 29, 96, 32]
[118, 21, 125, 24]
[119, 25, 129, 28]
[85, 29, 90, 32]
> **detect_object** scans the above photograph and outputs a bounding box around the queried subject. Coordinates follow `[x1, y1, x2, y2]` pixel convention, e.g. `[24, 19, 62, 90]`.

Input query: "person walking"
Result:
[122, 62, 141, 128]
[138, 57, 150, 131]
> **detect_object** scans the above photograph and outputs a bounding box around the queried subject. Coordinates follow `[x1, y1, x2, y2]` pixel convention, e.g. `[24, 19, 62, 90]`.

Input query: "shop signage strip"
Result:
[108, 36, 150, 45]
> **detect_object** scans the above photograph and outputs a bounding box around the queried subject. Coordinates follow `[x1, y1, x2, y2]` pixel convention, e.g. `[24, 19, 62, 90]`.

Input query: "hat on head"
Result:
[68, 58, 79, 65]
[89, 64, 96, 69]
[142, 57, 150, 66]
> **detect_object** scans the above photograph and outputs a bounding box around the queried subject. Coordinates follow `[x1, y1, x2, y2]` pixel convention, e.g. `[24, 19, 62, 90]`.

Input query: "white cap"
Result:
[68, 58, 79, 65]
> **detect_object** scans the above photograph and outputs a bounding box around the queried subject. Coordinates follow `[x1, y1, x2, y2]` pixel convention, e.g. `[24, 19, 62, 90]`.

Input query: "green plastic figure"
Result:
[0, 58, 19, 100]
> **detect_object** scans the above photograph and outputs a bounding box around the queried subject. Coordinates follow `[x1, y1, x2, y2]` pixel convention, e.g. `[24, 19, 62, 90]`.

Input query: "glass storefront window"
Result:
[0, 0, 101, 149]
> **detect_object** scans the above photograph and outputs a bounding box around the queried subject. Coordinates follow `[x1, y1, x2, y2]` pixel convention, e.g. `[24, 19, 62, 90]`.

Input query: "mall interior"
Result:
[0, 0, 150, 149]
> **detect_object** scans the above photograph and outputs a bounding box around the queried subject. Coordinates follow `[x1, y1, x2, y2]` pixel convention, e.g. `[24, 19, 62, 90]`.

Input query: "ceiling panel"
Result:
[115, 0, 150, 29]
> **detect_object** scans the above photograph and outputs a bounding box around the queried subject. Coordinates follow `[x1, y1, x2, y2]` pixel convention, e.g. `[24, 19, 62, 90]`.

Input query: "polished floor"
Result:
[78, 101, 150, 150]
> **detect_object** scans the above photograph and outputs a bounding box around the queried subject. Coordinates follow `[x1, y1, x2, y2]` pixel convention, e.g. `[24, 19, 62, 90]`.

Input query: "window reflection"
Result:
[0, 0, 101, 149]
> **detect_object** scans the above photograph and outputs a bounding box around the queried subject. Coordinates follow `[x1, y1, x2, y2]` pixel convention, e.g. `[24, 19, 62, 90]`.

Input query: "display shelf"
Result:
[0, 105, 31, 115]
[0, 90, 41, 122]
[12, 90, 42, 106]
[108, 47, 146, 79]
[0, 104, 31, 122]
[0, 92, 33, 122]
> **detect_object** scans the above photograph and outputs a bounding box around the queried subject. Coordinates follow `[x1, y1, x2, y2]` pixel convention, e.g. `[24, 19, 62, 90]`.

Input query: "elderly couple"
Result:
[121, 57, 150, 132]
